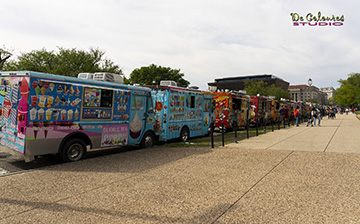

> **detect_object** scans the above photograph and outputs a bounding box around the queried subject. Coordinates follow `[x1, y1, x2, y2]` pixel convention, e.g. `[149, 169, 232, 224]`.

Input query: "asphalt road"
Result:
[0, 129, 240, 176]
[0, 145, 141, 176]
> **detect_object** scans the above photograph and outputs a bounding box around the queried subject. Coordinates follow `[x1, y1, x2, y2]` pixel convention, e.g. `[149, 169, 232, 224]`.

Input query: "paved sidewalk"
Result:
[226, 113, 360, 153]
[1, 114, 360, 223]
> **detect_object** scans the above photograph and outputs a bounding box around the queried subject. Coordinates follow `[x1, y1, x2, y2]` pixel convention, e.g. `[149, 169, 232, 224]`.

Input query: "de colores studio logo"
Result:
[290, 11, 344, 26]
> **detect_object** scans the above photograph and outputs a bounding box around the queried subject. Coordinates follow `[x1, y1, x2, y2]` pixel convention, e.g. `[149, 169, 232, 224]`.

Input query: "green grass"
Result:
[160, 120, 300, 148]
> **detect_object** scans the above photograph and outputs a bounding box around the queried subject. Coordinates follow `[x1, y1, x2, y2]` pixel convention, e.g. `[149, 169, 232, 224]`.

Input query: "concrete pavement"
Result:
[1, 114, 360, 223]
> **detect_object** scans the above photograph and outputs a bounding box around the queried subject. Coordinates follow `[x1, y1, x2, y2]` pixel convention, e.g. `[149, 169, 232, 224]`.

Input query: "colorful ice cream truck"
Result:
[213, 91, 250, 130]
[148, 82, 214, 142]
[0, 71, 156, 162]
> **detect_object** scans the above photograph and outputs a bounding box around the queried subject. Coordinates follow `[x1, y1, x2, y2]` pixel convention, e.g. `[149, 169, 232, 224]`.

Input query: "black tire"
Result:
[180, 127, 189, 142]
[140, 132, 155, 148]
[60, 138, 86, 162]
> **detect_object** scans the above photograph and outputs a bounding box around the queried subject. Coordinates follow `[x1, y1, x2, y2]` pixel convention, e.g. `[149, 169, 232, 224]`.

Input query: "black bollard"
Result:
[211, 122, 214, 148]
[283, 118, 286, 129]
[278, 119, 280, 130]
[256, 117, 259, 136]
[264, 118, 267, 134]
[233, 121, 238, 143]
[271, 118, 274, 132]
[288, 117, 291, 127]
[222, 121, 225, 147]
[246, 119, 249, 139]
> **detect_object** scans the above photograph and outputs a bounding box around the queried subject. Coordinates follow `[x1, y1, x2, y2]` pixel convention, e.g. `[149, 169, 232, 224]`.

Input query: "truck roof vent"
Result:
[160, 80, 177, 87]
[208, 86, 217, 91]
[188, 86, 199, 90]
[77, 73, 94, 80]
[93, 72, 124, 84]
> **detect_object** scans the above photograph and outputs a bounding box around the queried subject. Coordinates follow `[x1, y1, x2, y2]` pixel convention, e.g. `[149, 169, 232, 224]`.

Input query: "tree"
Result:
[0, 46, 13, 70]
[2, 47, 123, 77]
[334, 73, 360, 107]
[244, 80, 291, 100]
[128, 64, 190, 87]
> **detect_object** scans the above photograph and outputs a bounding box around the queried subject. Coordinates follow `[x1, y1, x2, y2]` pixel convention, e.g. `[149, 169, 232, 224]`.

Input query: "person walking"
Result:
[313, 107, 321, 126]
[307, 107, 313, 127]
[285, 105, 290, 126]
[279, 105, 286, 127]
[294, 106, 300, 127]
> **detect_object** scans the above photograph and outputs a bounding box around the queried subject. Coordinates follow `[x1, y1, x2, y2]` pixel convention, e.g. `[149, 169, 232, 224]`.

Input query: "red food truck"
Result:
[213, 91, 250, 130]
[249, 95, 272, 125]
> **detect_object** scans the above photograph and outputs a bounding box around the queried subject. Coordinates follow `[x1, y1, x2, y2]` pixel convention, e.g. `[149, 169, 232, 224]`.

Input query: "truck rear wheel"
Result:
[60, 138, 86, 162]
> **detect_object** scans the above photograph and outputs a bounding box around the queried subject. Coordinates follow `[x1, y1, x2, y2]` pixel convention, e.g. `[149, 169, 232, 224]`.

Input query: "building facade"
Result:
[208, 74, 289, 92]
[320, 87, 336, 100]
[289, 85, 328, 105]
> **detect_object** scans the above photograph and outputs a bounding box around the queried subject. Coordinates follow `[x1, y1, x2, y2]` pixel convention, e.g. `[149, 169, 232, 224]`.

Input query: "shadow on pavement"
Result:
[30, 145, 214, 174]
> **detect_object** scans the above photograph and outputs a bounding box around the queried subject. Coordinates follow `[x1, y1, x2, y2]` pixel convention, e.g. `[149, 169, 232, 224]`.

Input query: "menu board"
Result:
[169, 94, 185, 120]
[113, 90, 130, 121]
[28, 78, 82, 122]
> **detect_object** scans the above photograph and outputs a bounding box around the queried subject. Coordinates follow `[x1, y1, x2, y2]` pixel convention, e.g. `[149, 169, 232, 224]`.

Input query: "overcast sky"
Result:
[1, 0, 358, 90]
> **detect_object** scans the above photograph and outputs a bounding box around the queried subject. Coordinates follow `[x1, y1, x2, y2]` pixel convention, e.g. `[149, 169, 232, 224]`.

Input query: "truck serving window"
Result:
[233, 98, 242, 110]
[191, 96, 195, 108]
[83, 88, 113, 108]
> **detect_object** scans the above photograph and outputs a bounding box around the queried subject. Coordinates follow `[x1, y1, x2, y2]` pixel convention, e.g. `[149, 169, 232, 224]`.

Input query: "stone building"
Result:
[289, 85, 328, 105]
[320, 87, 336, 100]
[207, 74, 289, 92]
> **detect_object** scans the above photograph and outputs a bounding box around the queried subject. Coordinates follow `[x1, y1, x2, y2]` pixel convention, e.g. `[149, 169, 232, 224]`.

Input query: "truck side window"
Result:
[147, 95, 154, 113]
[233, 98, 242, 110]
[100, 89, 113, 107]
[191, 96, 195, 108]
[83, 88, 113, 108]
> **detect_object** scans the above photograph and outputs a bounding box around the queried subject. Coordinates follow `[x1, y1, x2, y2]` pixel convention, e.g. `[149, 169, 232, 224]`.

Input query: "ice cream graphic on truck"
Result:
[0, 71, 156, 162]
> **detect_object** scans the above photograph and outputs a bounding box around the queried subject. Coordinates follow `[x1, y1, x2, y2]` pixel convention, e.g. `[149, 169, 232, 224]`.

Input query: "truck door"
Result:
[128, 94, 147, 144]
[202, 98, 212, 134]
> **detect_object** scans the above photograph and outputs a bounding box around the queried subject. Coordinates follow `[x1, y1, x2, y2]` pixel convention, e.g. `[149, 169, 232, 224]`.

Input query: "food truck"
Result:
[0, 71, 155, 162]
[148, 82, 214, 142]
[249, 95, 272, 125]
[213, 91, 250, 130]
[269, 98, 281, 122]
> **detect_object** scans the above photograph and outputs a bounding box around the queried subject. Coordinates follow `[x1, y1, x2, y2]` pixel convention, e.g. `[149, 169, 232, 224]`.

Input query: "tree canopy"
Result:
[127, 64, 190, 87]
[334, 73, 360, 107]
[244, 80, 291, 100]
[0, 46, 13, 70]
[2, 47, 123, 77]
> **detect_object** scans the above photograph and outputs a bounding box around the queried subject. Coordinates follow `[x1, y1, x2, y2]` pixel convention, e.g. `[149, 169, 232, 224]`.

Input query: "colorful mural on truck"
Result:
[0, 75, 145, 154]
[0, 76, 29, 153]
[213, 92, 249, 129]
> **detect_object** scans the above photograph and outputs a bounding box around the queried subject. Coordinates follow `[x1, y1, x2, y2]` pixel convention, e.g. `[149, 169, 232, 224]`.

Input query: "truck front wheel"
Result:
[60, 138, 86, 162]
[140, 132, 155, 148]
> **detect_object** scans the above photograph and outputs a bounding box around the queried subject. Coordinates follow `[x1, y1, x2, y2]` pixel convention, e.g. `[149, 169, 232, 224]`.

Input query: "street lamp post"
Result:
[308, 78, 313, 102]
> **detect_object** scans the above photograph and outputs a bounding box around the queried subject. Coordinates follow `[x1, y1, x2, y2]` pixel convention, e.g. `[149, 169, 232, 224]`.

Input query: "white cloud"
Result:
[1, 0, 358, 90]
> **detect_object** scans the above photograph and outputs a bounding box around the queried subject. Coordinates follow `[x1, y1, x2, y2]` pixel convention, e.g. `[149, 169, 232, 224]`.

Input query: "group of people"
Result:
[326, 107, 336, 119]
[306, 107, 322, 127]
[279, 104, 356, 128]
[279, 105, 302, 127]
[279, 105, 326, 128]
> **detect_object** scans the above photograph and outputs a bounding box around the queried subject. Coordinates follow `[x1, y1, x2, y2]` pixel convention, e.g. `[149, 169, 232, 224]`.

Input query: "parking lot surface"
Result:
[1, 114, 359, 223]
